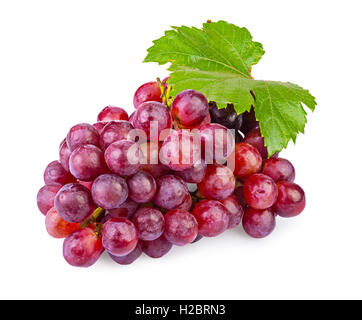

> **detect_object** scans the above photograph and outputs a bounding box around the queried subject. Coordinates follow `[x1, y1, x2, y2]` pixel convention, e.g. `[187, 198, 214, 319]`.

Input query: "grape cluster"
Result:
[36, 78, 306, 268]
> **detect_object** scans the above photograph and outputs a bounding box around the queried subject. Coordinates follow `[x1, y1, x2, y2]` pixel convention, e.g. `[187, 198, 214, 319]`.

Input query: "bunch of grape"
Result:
[36, 78, 306, 268]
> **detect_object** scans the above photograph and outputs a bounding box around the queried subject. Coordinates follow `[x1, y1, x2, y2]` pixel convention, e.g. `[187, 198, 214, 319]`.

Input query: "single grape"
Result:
[173, 160, 206, 183]
[37, 183, 62, 215]
[133, 81, 163, 109]
[66, 123, 100, 151]
[69, 145, 107, 181]
[141, 235, 172, 258]
[97, 106, 128, 122]
[243, 174, 278, 209]
[262, 158, 295, 183]
[234, 142, 262, 180]
[164, 209, 198, 246]
[63, 227, 104, 267]
[197, 123, 235, 163]
[171, 89, 209, 126]
[45, 207, 80, 238]
[220, 194, 244, 229]
[152, 175, 189, 210]
[102, 218, 138, 257]
[197, 164, 235, 200]
[127, 171, 156, 203]
[160, 130, 201, 171]
[132, 207, 165, 241]
[99, 120, 134, 150]
[242, 207, 276, 239]
[240, 107, 259, 135]
[209, 102, 238, 129]
[175, 193, 192, 211]
[273, 181, 306, 218]
[108, 243, 142, 265]
[59, 139, 71, 172]
[93, 121, 108, 134]
[91, 174, 128, 210]
[132, 101, 172, 140]
[44, 160, 75, 185]
[104, 140, 143, 176]
[139, 141, 170, 178]
[173, 112, 211, 130]
[55, 183, 95, 223]
[192, 200, 229, 237]
[243, 127, 277, 160]
[107, 199, 139, 219]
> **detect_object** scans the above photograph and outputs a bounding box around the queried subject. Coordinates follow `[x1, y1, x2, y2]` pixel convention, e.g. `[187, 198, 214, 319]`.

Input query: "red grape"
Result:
[197, 164, 235, 200]
[93, 121, 108, 134]
[273, 181, 305, 217]
[175, 193, 192, 211]
[234, 142, 262, 179]
[164, 209, 198, 246]
[44, 160, 75, 185]
[127, 170, 156, 203]
[243, 174, 278, 210]
[59, 139, 71, 172]
[45, 207, 80, 238]
[192, 200, 229, 237]
[141, 235, 172, 258]
[174, 160, 206, 183]
[243, 127, 269, 160]
[102, 218, 138, 257]
[242, 207, 275, 238]
[139, 141, 170, 178]
[37, 183, 62, 215]
[152, 175, 189, 210]
[107, 199, 139, 219]
[132, 207, 165, 241]
[104, 140, 143, 176]
[66, 123, 100, 151]
[262, 158, 295, 183]
[99, 120, 134, 151]
[55, 183, 95, 223]
[171, 89, 209, 126]
[133, 81, 162, 109]
[109, 243, 142, 265]
[91, 174, 128, 210]
[220, 194, 244, 229]
[97, 106, 128, 122]
[173, 112, 211, 130]
[69, 145, 107, 181]
[133, 101, 172, 140]
[63, 227, 104, 267]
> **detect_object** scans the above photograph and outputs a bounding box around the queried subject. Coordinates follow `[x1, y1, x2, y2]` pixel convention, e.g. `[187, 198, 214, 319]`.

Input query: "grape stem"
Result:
[157, 77, 172, 109]
[80, 207, 105, 228]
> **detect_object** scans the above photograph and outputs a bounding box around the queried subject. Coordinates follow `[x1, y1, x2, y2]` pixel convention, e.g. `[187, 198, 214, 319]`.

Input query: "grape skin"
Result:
[140, 141, 170, 178]
[37, 183, 62, 215]
[220, 194, 244, 229]
[59, 139, 71, 172]
[152, 175, 189, 210]
[69, 145, 107, 181]
[133, 81, 163, 109]
[209, 102, 238, 129]
[234, 142, 262, 180]
[197, 164, 235, 200]
[132, 207, 165, 241]
[127, 171, 156, 203]
[109, 243, 142, 265]
[273, 181, 305, 218]
[141, 235, 172, 259]
[243, 174, 278, 210]
[164, 209, 198, 246]
[45, 207, 80, 238]
[174, 160, 206, 184]
[107, 199, 139, 219]
[175, 193, 192, 211]
[55, 183, 95, 223]
[262, 158, 295, 183]
[63, 227, 104, 267]
[99, 120, 134, 151]
[192, 200, 229, 237]
[97, 106, 128, 122]
[44, 160, 75, 185]
[93, 121, 108, 134]
[104, 140, 143, 176]
[91, 174, 128, 210]
[102, 218, 138, 257]
[66, 123, 100, 151]
[242, 207, 276, 239]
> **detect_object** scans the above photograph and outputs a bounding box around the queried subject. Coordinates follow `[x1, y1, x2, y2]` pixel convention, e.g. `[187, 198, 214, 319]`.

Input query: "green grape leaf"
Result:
[144, 20, 317, 156]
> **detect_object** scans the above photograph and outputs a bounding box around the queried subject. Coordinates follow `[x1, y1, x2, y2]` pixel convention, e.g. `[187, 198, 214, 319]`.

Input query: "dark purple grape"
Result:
[108, 243, 142, 265]
[132, 207, 165, 241]
[66, 123, 100, 151]
[240, 107, 259, 135]
[209, 102, 238, 129]
[54, 183, 95, 223]
[141, 235, 172, 258]
[44, 160, 75, 185]
[37, 183, 62, 215]
[91, 174, 128, 210]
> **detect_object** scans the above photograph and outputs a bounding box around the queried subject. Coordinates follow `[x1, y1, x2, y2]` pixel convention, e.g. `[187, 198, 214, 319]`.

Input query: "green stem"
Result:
[157, 77, 172, 109]
[80, 207, 105, 228]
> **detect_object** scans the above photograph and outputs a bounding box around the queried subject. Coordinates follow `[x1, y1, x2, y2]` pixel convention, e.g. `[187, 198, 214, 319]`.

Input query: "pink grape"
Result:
[66, 123, 100, 151]
[262, 158, 295, 183]
[37, 183, 62, 215]
[59, 139, 71, 171]
[107, 199, 139, 219]
[220, 194, 244, 229]
[141, 235, 172, 258]
[45, 207, 80, 238]
[175, 193, 192, 211]
[127, 171, 156, 203]
[140, 142, 169, 178]
[99, 120, 134, 151]
[63, 227, 104, 267]
[242, 207, 276, 239]
[44, 160, 75, 185]
[102, 218, 138, 257]
[133, 81, 162, 109]
[132, 207, 165, 241]
[97, 106, 128, 122]
[93, 121, 108, 134]
[174, 160, 206, 183]
[234, 142, 262, 180]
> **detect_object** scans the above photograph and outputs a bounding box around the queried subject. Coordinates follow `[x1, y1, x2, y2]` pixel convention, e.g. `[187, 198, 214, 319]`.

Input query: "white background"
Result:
[0, 0, 361, 300]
